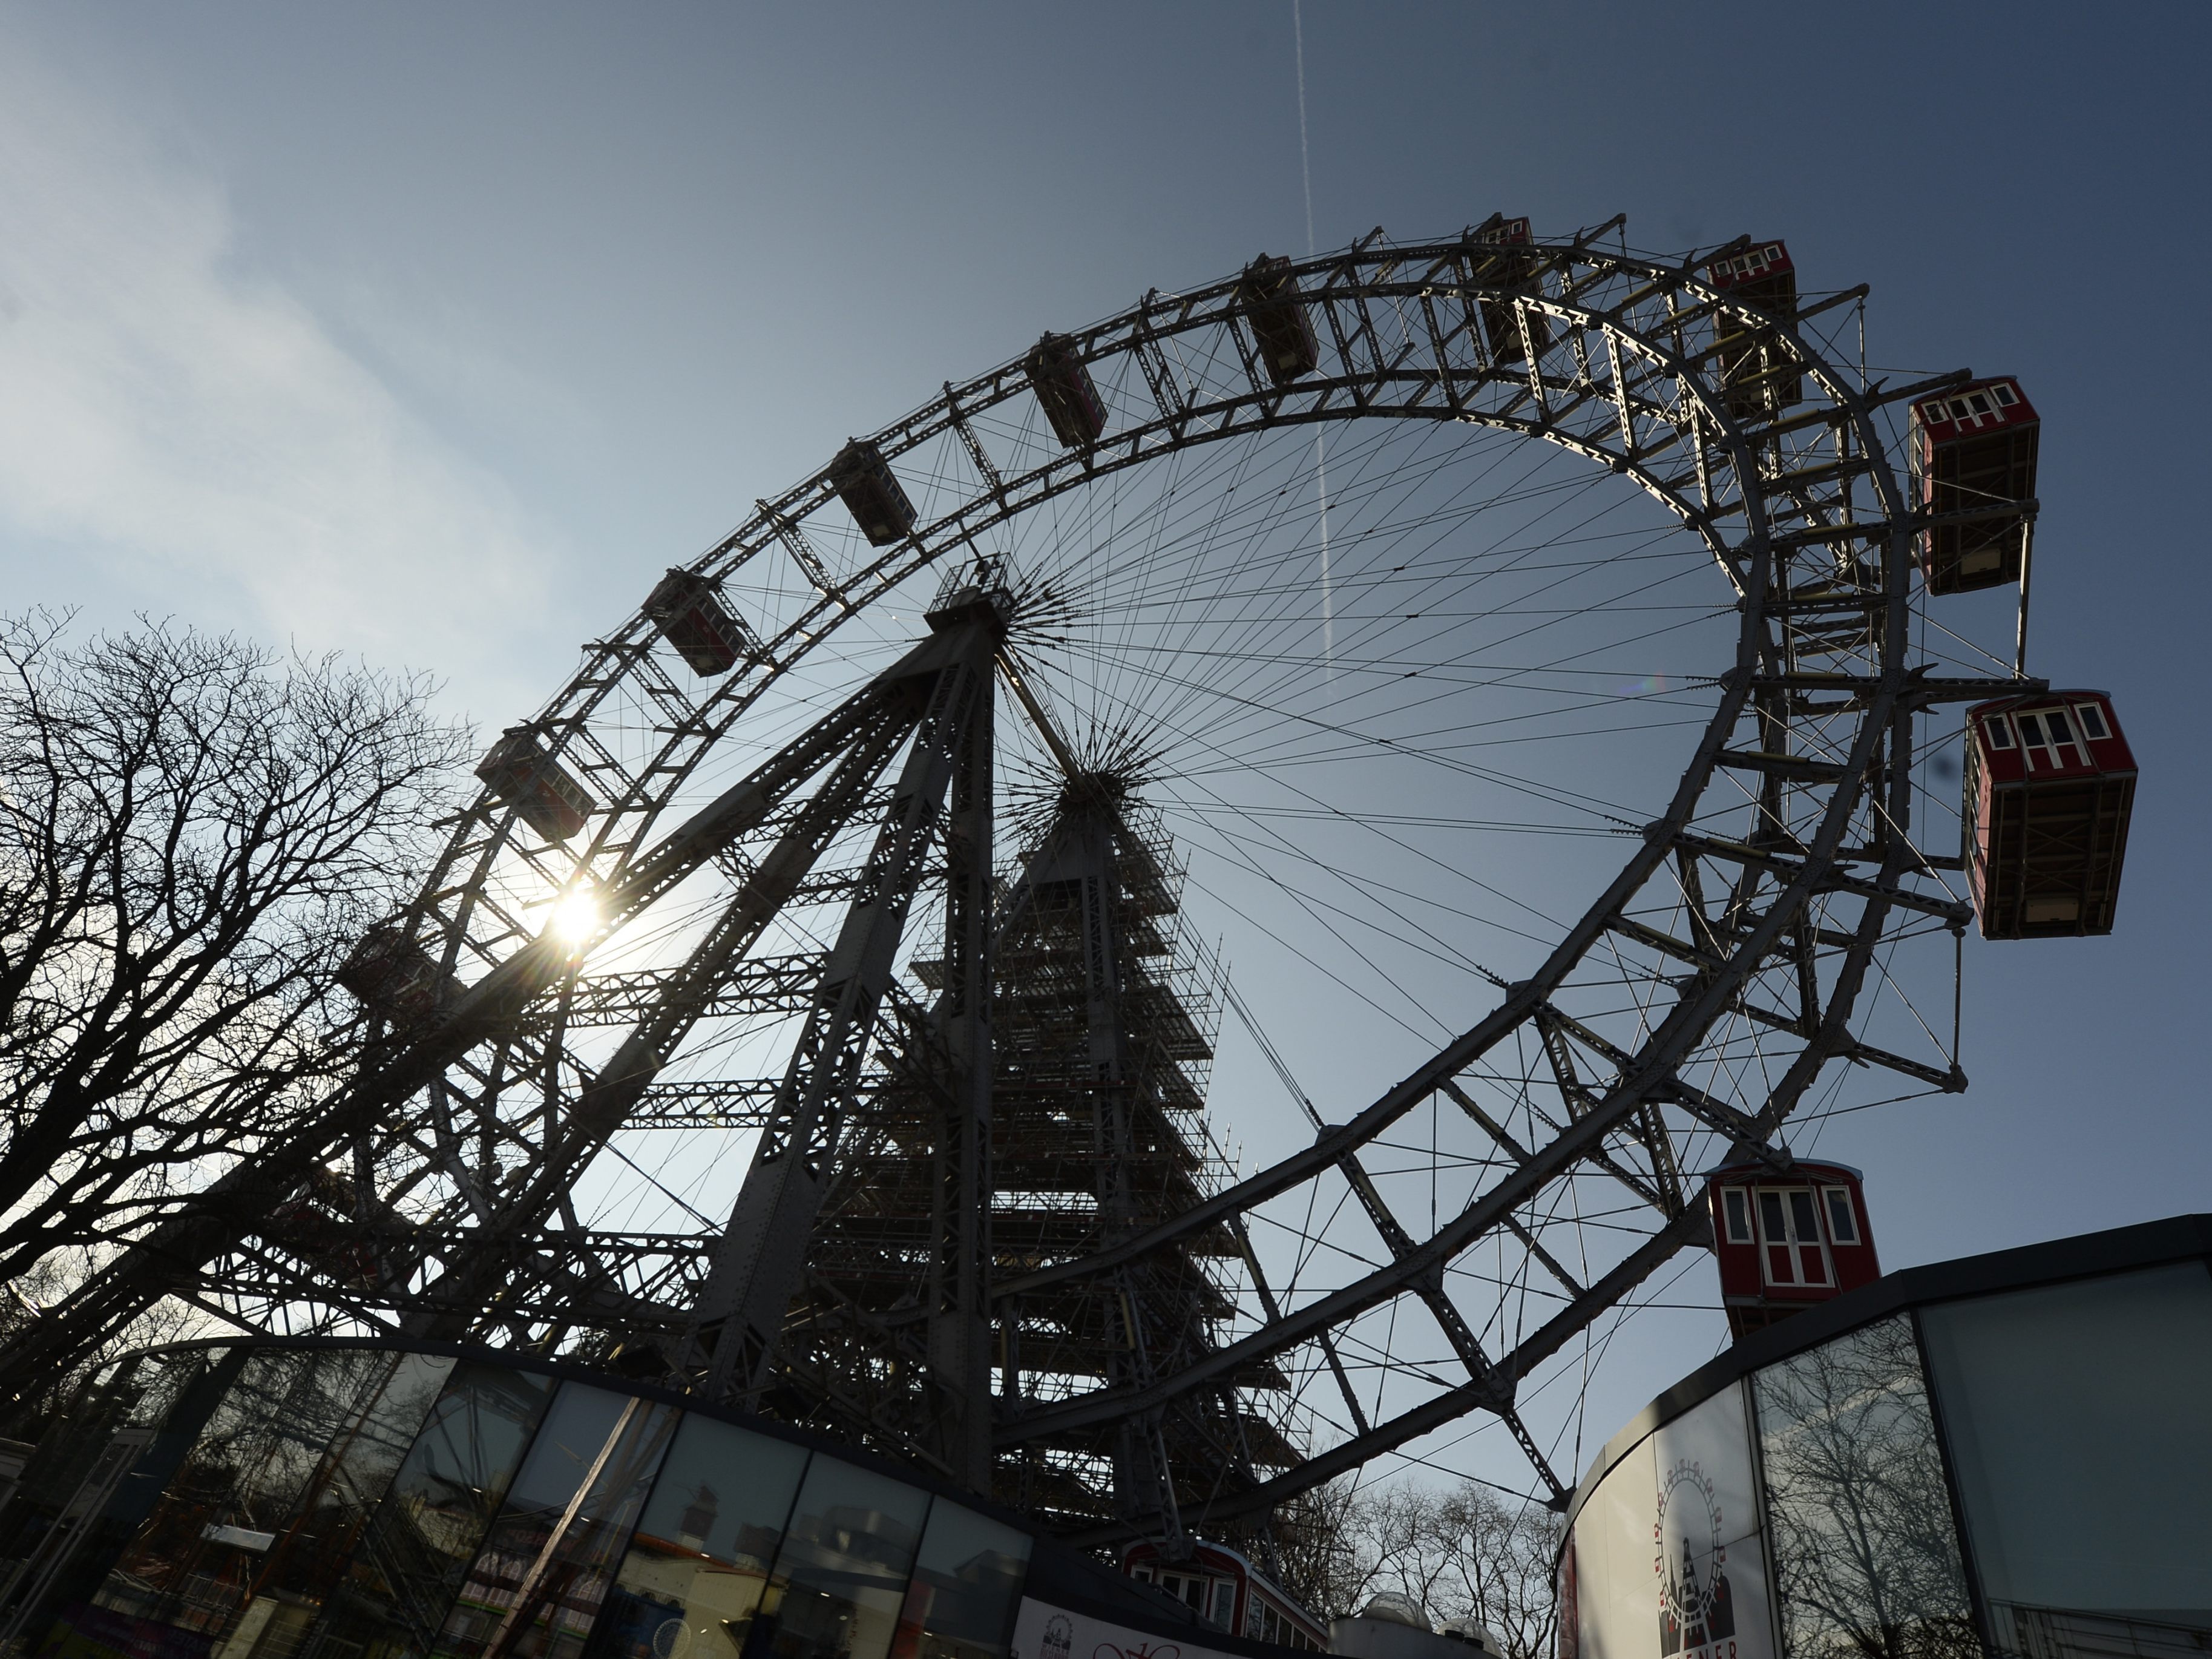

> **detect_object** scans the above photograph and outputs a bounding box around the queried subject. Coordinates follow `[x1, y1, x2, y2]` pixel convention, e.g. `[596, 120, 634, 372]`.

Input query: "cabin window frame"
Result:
[1722, 1186, 1754, 1244]
[1984, 715, 2015, 751]
[2073, 701, 2110, 742]
[1756, 1185, 1834, 1289]
[2013, 708, 2085, 772]
[1211, 1578, 1236, 1629]
[1823, 1186, 1860, 1246]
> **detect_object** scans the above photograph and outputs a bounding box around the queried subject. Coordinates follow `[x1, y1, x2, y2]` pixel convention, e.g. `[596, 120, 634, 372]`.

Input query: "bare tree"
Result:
[1278, 1478, 1560, 1659]
[1424, 1487, 1563, 1659]
[0, 613, 467, 1301]
[1753, 1315, 1979, 1659]
[1270, 1476, 1372, 1621]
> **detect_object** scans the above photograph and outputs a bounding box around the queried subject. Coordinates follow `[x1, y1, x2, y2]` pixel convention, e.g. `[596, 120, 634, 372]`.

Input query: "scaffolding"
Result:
[784, 777, 1295, 1542]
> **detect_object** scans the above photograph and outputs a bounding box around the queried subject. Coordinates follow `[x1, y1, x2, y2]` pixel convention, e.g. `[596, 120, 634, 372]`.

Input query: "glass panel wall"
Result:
[300, 1363, 557, 1659]
[433, 1386, 677, 1659]
[74, 1350, 411, 1652]
[2, 1349, 257, 1659]
[1750, 1314, 1976, 1659]
[1920, 1263, 2212, 1656]
[223, 1355, 457, 1659]
[0, 1347, 232, 1640]
[885, 1502, 1028, 1659]
[0, 1353, 1037, 1659]
[750, 1459, 928, 1659]
[585, 1417, 809, 1659]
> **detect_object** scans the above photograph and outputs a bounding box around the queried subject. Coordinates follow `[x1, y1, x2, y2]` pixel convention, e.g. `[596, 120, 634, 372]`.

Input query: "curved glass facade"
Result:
[0, 1344, 1030, 1659]
[1558, 1220, 2212, 1659]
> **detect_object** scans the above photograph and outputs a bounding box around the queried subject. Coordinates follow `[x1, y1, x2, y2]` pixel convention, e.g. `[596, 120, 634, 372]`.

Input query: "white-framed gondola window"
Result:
[2014, 707, 2084, 771]
[1722, 1186, 1754, 1244]
[2074, 701, 2111, 742]
[1984, 714, 2015, 752]
[1757, 1187, 1833, 1288]
[1823, 1186, 1860, 1246]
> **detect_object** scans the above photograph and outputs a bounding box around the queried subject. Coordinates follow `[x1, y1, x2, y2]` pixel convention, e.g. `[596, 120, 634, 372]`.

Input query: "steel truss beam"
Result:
[5, 227, 1985, 1539]
[688, 620, 999, 1401]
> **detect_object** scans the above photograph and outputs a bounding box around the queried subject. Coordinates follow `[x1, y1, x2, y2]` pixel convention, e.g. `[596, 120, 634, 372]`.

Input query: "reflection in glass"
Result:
[227, 1355, 458, 1659]
[1920, 1264, 2212, 1654]
[52, 1350, 404, 1659]
[0, 1347, 228, 1640]
[885, 1503, 1028, 1659]
[433, 1386, 676, 1659]
[749, 1459, 928, 1659]
[302, 1363, 557, 1659]
[585, 1418, 809, 1659]
[1751, 1316, 1976, 1659]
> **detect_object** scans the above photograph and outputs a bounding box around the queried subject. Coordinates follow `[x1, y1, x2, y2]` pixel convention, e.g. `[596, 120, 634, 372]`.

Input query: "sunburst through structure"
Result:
[2, 224, 2036, 1555]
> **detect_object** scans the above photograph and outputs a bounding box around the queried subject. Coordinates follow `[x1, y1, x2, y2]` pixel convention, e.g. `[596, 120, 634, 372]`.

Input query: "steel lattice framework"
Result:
[1, 219, 2035, 1543]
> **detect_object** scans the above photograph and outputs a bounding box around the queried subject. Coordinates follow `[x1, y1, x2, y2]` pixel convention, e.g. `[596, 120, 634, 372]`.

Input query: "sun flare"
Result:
[545, 889, 601, 950]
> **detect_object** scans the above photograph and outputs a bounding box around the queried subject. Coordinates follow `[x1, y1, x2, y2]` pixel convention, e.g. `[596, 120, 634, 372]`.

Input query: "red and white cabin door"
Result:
[1756, 1188, 1831, 1289]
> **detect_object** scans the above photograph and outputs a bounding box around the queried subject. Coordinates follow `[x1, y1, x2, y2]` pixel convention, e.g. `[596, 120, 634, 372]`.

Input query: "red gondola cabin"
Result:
[1236, 254, 1320, 387]
[1468, 215, 1548, 366]
[1705, 240, 1800, 418]
[476, 728, 595, 842]
[1909, 377, 2039, 595]
[1708, 1160, 1879, 1340]
[643, 568, 754, 676]
[266, 1166, 381, 1287]
[830, 439, 917, 547]
[1121, 1540, 1328, 1651]
[338, 924, 461, 1024]
[1965, 691, 2135, 939]
[1025, 332, 1108, 448]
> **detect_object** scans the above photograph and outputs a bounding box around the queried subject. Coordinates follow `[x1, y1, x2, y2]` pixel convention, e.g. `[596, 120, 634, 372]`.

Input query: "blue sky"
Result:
[2, 2, 2207, 1478]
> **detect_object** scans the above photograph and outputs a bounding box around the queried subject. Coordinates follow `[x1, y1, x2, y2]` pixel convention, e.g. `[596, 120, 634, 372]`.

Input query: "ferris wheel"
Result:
[17, 218, 2054, 1546]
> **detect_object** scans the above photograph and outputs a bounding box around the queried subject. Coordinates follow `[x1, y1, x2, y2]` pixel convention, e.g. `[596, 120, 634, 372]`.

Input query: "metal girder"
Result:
[759, 498, 854, 615]
[925, 637, 994, 1491]
[622, 1079, 783, 1128]
[13, 226, 1980, 1540]
[0, 624, 974, 1391]
[688, 620, 999, 1401]
[404, 726, 910, 1341]
[531, 954, 830, 1027]
[1146, 1207, 1710, 1536]
[994, 691, 1912, 1444]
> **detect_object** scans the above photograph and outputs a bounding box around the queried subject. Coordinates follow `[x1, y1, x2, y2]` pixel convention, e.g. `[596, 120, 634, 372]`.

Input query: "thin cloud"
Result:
[0, 37, 554, 699]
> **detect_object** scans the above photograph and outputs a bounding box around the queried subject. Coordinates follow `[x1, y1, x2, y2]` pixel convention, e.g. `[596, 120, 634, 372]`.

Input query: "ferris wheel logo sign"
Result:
[1655, 1456, 1737, 1659]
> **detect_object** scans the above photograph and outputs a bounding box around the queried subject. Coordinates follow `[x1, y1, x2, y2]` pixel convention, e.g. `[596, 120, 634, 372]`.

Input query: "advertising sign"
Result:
[1565, 1383, 1775, 1659]
[1011, 1597, 1240, 1659]
[1650, 1387, 1773, 1659]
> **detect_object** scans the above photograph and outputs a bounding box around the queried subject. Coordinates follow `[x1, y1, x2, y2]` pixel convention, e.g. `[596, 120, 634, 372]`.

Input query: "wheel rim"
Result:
[193, 225, 2010, 1529]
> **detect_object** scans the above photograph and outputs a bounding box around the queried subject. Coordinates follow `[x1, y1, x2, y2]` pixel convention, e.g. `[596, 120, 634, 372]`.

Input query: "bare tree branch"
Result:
[1271, 1476, 1560, 1659]
[0, 611, 467, 1310]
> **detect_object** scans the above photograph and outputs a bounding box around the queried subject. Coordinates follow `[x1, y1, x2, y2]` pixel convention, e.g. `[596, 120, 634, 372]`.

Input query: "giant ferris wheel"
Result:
[17, 218, 2055, 1551]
